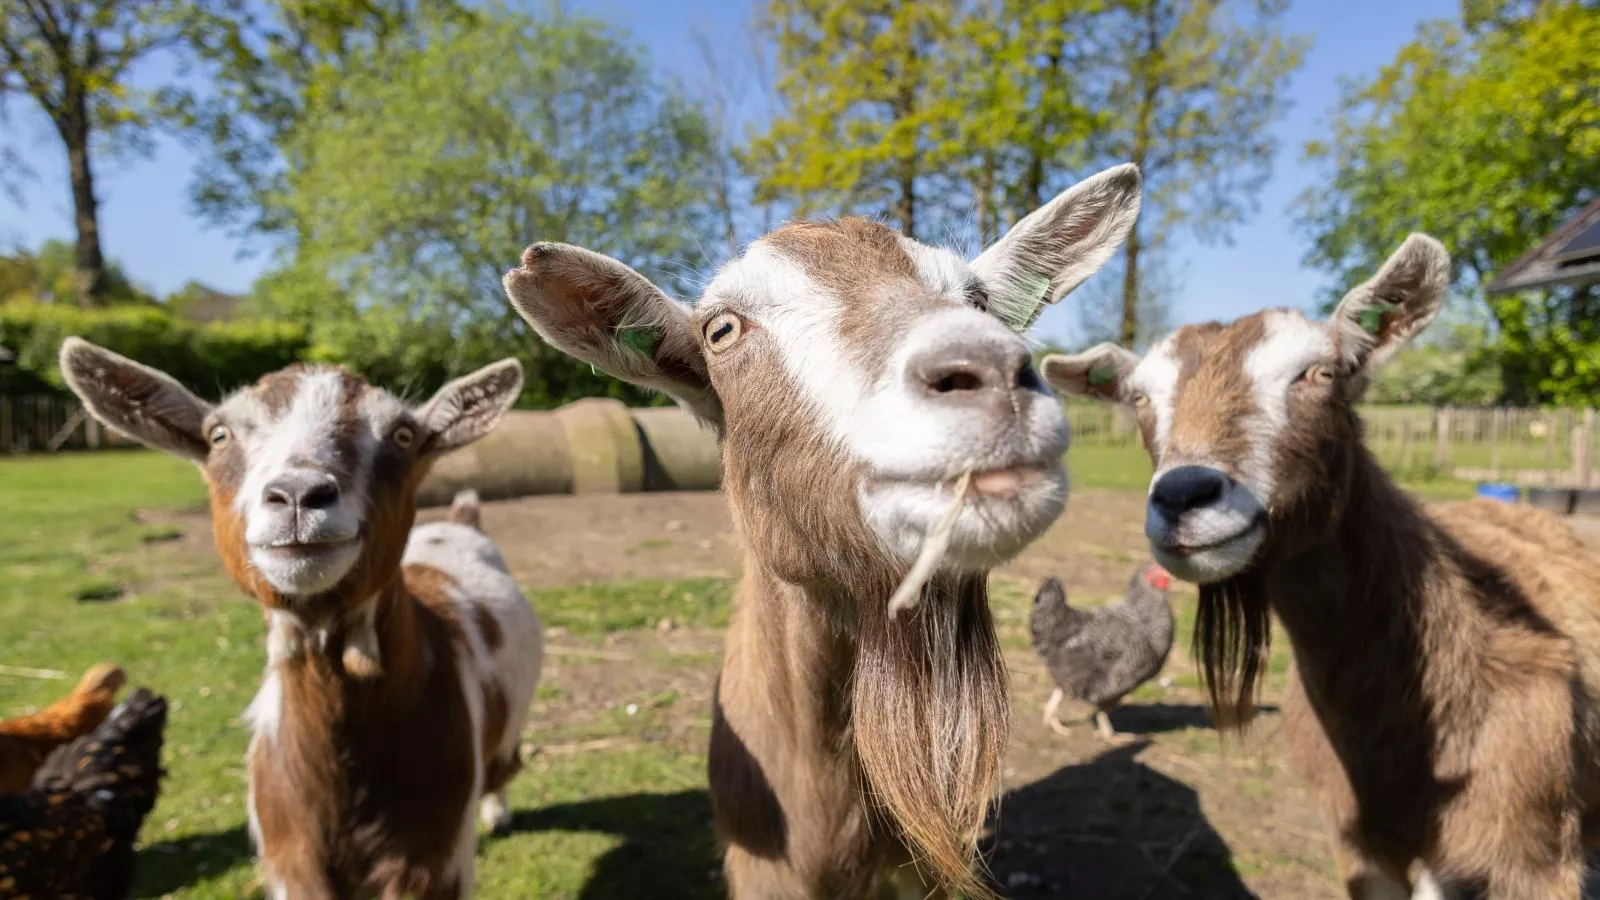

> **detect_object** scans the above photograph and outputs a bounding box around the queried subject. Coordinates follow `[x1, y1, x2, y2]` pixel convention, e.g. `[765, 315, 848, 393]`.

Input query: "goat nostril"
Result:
[1016, 363, 1042, 392]
[933, 370, 983, 393]
[264, 488, 292, 509]
[302, 482, 340, 510]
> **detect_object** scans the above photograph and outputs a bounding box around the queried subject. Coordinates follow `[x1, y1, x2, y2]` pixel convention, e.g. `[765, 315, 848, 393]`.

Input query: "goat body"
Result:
[1276, 467, 1600, 896]
[246, 499, 542, 898]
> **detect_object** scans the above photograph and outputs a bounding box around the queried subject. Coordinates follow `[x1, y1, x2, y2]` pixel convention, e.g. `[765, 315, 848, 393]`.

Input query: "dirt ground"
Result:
[145, 490, 1600, 898]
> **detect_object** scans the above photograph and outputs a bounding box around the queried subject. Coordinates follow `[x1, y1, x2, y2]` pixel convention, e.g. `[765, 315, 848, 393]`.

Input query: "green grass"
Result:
[537, 579, 731, 635]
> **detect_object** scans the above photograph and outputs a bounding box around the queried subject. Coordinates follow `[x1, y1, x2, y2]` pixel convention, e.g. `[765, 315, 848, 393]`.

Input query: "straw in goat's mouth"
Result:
[887, 468, 973, 620]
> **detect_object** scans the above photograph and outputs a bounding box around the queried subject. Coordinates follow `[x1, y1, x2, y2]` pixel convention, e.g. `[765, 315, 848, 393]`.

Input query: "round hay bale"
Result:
[631, 406, 721, 491]
[417, 410, 572, 507]
[557, 398, 645, 494]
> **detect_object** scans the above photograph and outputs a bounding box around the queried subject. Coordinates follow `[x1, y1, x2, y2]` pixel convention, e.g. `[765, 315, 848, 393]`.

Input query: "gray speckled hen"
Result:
[1031, 563, 1174, 741]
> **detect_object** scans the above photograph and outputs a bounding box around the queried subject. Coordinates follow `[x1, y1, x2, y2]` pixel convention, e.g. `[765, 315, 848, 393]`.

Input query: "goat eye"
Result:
[1131, 391, 1151, 408]
[392, 425, 416, 449]
[1299, 364, 1336, 387]
[704, 312, 744, 353]
[208, 425, 231, 447]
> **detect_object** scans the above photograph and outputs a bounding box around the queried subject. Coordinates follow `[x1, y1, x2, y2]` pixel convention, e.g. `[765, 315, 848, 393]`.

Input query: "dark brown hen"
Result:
[0, 688, 167, 900]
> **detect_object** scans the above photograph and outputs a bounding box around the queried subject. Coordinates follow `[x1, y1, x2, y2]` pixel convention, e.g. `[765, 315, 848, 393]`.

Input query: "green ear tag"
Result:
[1359, 297, 1403, 335]
[1088, 364, 1117, 386]
[617, 326, 661, 358]
[1005, 274, 1053, 333]
[1359, 308, 1385, 334]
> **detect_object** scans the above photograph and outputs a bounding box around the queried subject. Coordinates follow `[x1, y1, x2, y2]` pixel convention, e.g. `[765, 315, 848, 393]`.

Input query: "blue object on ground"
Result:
[1476, 483, 1521, 503]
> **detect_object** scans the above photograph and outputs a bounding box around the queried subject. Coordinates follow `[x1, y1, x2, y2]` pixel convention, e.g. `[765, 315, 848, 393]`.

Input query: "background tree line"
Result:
[0, 0, 1594, 406]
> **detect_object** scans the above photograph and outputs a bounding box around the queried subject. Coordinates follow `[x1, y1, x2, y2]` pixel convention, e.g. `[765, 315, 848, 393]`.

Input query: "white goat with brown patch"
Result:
[504, 165, 1142, 898]
[1045, 235, 1600, 898]
[59, 342, 542, 899]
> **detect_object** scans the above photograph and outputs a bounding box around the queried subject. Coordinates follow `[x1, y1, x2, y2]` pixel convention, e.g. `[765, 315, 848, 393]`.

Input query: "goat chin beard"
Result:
[854, 572, 1006, 900]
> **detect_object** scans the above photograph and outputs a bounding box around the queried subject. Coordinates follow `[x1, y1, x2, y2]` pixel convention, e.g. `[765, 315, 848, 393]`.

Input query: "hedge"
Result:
[0, 304, 309, 398]
[0, 303, 663, 410]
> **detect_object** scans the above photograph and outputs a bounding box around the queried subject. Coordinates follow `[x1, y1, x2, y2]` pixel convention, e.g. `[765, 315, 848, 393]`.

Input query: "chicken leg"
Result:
[1042, 689, 1073, 736]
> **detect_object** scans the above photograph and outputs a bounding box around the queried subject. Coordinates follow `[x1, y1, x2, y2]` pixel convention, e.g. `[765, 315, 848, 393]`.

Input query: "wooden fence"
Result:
[0, 395, 130, 454]
[4, 393, 1597, 487]
[1065, 402, 1598, 487]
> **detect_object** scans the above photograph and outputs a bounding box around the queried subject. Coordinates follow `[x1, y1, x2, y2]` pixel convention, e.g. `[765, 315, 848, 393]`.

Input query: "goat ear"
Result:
[417, 359, 523, 455]
[58, 337, 212, 463]
[971, 163, 1143, 332]
[1041, 343, 1142, 404]
[503, 243, 720, 424]
[1332, 233, 1450, 373]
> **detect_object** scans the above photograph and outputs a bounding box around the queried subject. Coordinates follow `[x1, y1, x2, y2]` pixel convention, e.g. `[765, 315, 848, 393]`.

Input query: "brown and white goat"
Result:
[59, 340, 543, 898]
[1044, 235, 1600, 898]
[503, 165, 1142, 898]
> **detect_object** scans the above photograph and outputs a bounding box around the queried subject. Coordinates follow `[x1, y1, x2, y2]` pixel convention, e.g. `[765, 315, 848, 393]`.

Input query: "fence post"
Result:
[1433, 407, 1451, 475]
[1581, 408, 1596, 488]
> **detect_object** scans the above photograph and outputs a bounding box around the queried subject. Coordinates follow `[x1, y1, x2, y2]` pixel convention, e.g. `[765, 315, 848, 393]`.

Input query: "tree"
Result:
[178, 0, 470, 240]
[257, 5, 722, 405]
[0, 238, 149, 305]
[947, 0, 1100, 242]
[1089, 0, 1305, 345]
[1072, 236, 1178, 351]
[745, 0, 966, 240]
[1295, 0, 1600, 404]
[0, 0, 187, 305]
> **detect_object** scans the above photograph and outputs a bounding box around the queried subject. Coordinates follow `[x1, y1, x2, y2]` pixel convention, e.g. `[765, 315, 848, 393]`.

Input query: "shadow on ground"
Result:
[507, 789, 722, 900]
[133, 825, 253, 898]
[986, 742, 1256, 899]
[1105, 703, 1280, 736]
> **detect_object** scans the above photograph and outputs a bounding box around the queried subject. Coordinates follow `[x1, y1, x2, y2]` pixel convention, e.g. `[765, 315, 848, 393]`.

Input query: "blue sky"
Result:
[1, 0, 1457, 345]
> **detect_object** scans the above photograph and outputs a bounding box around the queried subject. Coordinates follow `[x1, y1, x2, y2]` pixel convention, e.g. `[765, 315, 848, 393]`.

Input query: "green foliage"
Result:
[745, 0, 967, 238]
[748, 0, 1303, 345]
[0, 303, 307, 397]
[0, 240, 152, 306]
[1366, 322, 1503, 405]
[177, 0, 477, 237]
[248, 3, 715, 408]
[1295, 1, 1600, 404]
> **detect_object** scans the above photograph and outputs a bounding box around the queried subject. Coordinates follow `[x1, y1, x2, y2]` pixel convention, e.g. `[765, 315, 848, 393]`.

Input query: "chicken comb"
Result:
[1144, 565, 1172, 591]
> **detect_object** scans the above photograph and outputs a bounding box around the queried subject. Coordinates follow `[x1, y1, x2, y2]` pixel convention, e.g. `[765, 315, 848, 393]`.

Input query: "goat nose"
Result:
[908, 342, 1037, 405]
[1150, 466, 1229, 517]
[262, 471, 341, 512]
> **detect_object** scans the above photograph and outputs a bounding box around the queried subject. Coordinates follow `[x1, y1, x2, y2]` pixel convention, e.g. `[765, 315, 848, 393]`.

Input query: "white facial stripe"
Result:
[1130, 336, 1179, 452]
[897, 236, 972, 302]
[236, 370, 352, 513]
[707, 243, 867, 449]
[1241, 311, 1333, 496]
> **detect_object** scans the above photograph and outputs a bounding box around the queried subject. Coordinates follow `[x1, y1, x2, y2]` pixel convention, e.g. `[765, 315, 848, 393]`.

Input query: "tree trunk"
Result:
[61, 91, 107, 307]
[1120, 0, 1161, 348]
[898, 164, 916, 239]
[1120, 223, 1142, 346]
[976, 155, 995, 242]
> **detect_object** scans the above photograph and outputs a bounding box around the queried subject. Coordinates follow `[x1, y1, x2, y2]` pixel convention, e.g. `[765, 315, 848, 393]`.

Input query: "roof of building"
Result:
[1487, 195, 1600, 294]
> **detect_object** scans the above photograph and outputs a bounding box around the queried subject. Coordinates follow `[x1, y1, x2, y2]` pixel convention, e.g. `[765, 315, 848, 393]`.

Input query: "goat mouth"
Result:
[257, 537, 360, 558]
[877, 465, 1053, 501]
